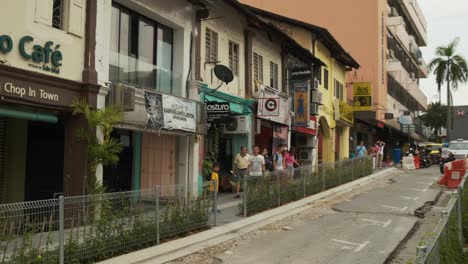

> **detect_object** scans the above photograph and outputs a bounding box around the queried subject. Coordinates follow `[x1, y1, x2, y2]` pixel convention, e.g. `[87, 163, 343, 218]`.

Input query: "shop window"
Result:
[315, 67, 322, 85]
[253, 53, 263, 84]
[229, 41, 239, 76]
[270, 61, 278, 90]
[52, 0, 64, 29]
[334, 79, 344, 101]
[324, 68, 329, 90]
[109, 4, 175, 94]
[206, 28, 218, 63]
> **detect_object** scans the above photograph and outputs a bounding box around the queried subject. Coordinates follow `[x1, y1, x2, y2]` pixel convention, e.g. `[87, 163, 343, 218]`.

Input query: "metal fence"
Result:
[237, 156, 373, 217]
[415, 177, 467, 264]
[0, 185, 210, 264]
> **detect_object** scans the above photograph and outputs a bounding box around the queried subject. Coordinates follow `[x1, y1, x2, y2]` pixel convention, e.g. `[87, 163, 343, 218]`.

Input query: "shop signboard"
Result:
[294, 82, 309, 127]
[144, 91, 197, 132]
[206, 102, 230, 122]
[334, 99, 354, 124]
[257, 85, 291, 126]
[353, 82, 372, 111]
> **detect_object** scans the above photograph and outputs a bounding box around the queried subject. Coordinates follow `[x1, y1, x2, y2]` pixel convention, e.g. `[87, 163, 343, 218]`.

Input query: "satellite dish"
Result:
[214, 64, 234, 84]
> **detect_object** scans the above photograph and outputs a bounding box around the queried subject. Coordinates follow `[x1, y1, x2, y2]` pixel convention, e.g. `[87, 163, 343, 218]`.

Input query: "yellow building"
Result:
[246, 6, 359, 163]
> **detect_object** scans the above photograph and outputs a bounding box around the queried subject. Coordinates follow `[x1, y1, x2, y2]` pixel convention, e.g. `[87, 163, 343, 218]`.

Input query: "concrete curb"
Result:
[98, 168, 397, 264]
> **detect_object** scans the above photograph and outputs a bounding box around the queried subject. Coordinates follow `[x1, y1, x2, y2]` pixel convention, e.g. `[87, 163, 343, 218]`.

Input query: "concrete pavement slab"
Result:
[219, 212, 417, 264]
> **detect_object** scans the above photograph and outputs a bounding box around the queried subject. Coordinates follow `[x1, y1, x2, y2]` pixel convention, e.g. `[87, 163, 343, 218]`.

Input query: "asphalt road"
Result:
[217, 167, 441, 264]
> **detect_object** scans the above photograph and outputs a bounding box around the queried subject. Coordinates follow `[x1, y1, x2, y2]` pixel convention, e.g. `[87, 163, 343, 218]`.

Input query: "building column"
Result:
[63, 114, 89, 196]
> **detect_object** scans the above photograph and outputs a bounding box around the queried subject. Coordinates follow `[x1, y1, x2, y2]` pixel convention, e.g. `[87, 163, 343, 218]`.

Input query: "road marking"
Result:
[410, 188, 428, 192]
[400, 196, 420, 201]
[382, 205, 408, 212]
[416, 182, 433, 185]
[345, 199, 352, 202]
[361, 219, 392, 228]
[331, 239, 370, 252]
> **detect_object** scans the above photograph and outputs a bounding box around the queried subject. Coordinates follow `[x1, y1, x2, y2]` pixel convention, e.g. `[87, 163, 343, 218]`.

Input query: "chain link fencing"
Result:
[415, 176, 467, 264]
[240, 156, 373, 216]
[0, 185, 210, 264]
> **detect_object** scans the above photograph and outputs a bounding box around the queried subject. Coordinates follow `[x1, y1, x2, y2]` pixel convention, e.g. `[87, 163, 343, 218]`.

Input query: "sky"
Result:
[418, 0, 468, 106]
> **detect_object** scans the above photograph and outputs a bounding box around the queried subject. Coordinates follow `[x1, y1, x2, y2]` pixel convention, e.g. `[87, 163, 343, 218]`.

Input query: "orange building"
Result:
[242, 0, 428, 155]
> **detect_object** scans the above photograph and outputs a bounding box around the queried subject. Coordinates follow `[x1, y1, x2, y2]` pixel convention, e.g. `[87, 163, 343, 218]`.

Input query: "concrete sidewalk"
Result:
[98, 167, 397, 264]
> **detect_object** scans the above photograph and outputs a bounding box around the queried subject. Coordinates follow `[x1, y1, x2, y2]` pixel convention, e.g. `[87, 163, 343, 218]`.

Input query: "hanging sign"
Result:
[206, 102, 230, 122]
[144, 91, 197, 132]
[257, 85, 290, 125]
[293, 82, 309, 127]
[353, 82, 372, 111]
[162, 94, 196, 132]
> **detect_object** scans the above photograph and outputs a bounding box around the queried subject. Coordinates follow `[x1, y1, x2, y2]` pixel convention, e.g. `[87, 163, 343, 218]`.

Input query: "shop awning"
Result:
[0, 107, 58, 123]
[201, 85, 255, 115]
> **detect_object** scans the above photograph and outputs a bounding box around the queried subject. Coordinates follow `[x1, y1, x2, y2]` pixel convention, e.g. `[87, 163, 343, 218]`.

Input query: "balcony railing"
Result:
[387, 73, 427, 111]
[109, 51, 183, 97]
[401, 0, 427, 44]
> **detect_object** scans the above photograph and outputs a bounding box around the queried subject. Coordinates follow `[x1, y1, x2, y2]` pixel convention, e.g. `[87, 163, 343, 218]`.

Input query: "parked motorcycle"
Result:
[419, 154, 433, 168]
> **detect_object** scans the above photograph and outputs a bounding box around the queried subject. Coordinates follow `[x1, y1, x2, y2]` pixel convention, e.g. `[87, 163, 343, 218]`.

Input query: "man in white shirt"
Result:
[248, 146, 265, 177]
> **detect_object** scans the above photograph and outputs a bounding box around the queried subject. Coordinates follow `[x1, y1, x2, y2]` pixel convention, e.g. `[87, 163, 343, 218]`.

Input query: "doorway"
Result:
[25, 121, 64, 201]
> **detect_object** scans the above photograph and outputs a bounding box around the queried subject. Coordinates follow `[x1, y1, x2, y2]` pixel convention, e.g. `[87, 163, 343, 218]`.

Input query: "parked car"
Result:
[448, 139, 468, 160]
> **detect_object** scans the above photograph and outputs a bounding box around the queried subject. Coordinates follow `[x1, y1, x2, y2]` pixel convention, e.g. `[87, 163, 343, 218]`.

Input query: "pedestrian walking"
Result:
[248, 146, 265, 178]
[355, 141, 367, 158]
[233, 146, 249, 199]
[272, 144, 286, 171]
[262, 148, 274, 172]
[377, 140, 386, 168]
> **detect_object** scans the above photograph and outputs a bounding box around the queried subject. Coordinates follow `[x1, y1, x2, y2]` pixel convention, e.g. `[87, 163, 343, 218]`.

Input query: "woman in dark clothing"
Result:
[262, 148, 274, 172]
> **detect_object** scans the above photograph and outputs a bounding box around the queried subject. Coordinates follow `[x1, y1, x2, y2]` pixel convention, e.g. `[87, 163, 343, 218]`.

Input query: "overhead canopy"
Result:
[201, 85, 255, 115]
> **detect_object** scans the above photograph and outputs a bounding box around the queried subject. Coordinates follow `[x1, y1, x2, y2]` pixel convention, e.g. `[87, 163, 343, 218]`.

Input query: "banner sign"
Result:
[257, 85, 291, 126]
[144, 91, 196, 132]
[206, 102, 230, 122]
[294, 82, 309, 127]
[334, 99, 354, 124]
[353, 82, 372, 111]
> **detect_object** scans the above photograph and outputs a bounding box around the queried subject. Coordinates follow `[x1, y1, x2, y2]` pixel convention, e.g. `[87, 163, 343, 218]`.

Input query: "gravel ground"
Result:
[167, 173, 394, 264]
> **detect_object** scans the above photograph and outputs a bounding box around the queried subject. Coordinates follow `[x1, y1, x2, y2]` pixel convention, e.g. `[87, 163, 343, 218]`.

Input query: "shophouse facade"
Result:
[190, 0, 322, 190]
[246, 6, 359, 163]
[0, 0, 99, 202]
[242, 0, 428, 159]
[95, 0, 204, 195]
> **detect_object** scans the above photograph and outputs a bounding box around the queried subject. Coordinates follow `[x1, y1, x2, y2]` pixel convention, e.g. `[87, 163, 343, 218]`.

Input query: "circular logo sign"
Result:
[265, 99, 277, 112]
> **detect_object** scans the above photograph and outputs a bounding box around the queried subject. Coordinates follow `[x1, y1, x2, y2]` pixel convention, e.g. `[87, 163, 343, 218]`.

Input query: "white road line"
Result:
[400, 196, 420, 201]
[361, 219, 392, 228]
[410, 188, 428, 192]
[217, 201, 240, 210]
[382, 205, 408, 212]
[331, 239, 370, 252]
[416, 182, 433, 185]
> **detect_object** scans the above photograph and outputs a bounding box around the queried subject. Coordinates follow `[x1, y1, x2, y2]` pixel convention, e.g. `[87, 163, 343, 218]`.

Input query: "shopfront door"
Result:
[25, 121, 64, 201]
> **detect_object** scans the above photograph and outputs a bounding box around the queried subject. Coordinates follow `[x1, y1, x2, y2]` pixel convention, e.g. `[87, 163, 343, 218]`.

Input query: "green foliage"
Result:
[71, 99, 124, 194]
[202, 152, 217, 180]
[420, 102, 447, 137]
[2, 193, 210, 263]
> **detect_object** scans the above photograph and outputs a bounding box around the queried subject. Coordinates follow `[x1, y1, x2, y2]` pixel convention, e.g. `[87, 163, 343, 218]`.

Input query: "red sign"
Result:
[457, 110, 465, 116]
[377, 122, 384, 128]
[295, 116, 317, 135]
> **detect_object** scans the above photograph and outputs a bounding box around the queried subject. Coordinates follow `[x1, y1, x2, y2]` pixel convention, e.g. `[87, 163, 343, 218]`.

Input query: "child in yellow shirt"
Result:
[210, 163, 221, 214]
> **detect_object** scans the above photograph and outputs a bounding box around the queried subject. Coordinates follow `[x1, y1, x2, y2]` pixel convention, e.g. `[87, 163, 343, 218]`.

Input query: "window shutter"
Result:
[35, 0, 53, 26]
[66, 0, 85, 37]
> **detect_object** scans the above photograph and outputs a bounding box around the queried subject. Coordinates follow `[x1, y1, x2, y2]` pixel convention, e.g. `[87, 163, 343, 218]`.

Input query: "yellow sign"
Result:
[353, 82, 372, 111]
[335, 99, 354, 124]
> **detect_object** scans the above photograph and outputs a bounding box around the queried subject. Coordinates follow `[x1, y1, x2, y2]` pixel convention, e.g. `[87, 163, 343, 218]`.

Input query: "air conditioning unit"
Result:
[388, 49, 395, 58]
[313, 79, 320, 90]
[108, 83, 136, 111]
[410, 72, 416, 81]
[223, 116, 250, 134]
[310, 103, 319, 116]
[311, 90, 324, 105]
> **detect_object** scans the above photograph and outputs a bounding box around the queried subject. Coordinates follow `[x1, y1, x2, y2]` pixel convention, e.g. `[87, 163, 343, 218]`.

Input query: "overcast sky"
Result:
[419, 0, 468, 106]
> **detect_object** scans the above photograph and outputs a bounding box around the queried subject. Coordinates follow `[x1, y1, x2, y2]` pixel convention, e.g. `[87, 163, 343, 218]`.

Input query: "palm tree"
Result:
[71, 99, 124, 194]
[428, 38, 468, 139]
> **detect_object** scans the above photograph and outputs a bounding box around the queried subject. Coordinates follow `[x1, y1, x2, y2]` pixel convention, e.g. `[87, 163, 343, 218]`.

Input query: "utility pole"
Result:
[446, 59, 451, 141]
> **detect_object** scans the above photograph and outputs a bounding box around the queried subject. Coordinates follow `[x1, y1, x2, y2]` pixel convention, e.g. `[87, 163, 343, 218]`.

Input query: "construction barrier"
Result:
[402, 156, 416, 170]
[440, 159, 467, 189]
[414, 156, 420, 169]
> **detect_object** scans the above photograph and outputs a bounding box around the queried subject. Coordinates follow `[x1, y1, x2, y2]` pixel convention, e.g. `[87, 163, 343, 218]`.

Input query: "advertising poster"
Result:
[294, 82, 309, 127]
[162, 94, 196, 132]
